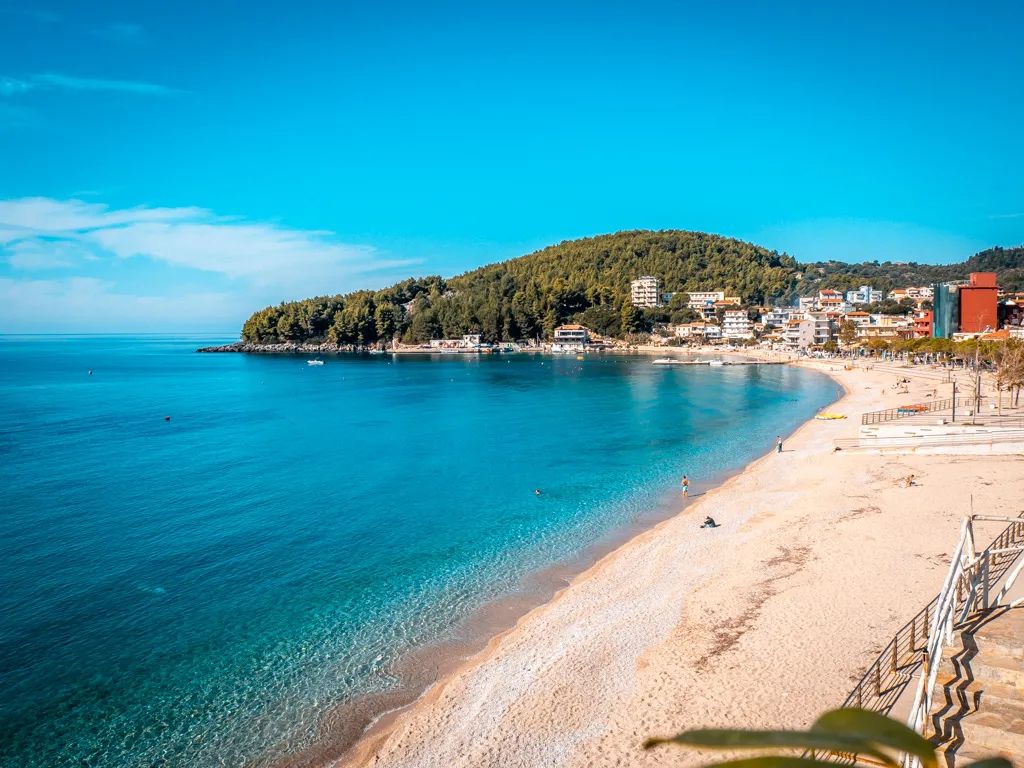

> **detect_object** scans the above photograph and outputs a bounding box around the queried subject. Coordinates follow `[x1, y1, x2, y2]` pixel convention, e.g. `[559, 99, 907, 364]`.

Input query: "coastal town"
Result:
[397, 272, 1021, 354]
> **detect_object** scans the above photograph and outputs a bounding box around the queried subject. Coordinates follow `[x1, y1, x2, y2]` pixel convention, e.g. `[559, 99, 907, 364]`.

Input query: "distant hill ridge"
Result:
[240, 230, 1024, 345]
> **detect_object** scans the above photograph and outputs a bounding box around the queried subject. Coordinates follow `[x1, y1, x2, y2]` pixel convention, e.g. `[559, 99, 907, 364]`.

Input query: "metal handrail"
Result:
[860, 397, 973, 426]
[901, 515, 1024, 767]
[808, 515, 1024, 766]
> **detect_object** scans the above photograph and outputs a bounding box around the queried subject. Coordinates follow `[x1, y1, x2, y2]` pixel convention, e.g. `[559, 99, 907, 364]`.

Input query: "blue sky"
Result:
[1, 0, 1022, 332]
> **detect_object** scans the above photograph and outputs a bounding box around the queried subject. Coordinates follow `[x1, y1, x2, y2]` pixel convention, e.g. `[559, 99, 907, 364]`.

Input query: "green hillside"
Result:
[797, 246, 1024, 295]
[239, 232, 1024, 345]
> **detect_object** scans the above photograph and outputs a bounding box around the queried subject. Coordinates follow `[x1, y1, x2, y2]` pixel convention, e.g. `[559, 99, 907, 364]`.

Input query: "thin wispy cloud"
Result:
[0, 73, 181, 97]
[0, 198, 423, 331]
[989, 213, 1024, 220]
[34, 73, 180, 95]
[0, 76, 33, 96]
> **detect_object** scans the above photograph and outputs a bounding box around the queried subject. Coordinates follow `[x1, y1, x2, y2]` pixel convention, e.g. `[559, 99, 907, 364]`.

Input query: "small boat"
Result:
[652, 358, 676, 365]
[369, 349, 385, 355]
[709, 360, 725, 367]
[307, 359, 325, 365]
[576, 355, 585, 361]
[815, 413, 846, 420]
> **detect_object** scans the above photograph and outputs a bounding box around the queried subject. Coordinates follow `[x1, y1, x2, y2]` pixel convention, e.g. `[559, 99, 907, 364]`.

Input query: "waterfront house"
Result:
[783, 318, 814, 349]
[552, 324, 589, 352]
[674, 321, 722, 342]
[722, 310, 753, 339]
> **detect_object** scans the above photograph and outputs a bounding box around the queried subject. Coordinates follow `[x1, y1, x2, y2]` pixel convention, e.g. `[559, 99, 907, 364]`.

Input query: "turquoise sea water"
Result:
[0, 336, 836, 767]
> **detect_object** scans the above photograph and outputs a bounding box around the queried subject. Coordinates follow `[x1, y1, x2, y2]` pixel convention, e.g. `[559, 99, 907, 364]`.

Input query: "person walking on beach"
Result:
[776, 435, 783, 453]
[681, 475, 690, 498]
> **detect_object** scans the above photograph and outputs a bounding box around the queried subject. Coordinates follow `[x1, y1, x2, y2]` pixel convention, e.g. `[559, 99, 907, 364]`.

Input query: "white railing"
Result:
[902, 514, 1024, 767]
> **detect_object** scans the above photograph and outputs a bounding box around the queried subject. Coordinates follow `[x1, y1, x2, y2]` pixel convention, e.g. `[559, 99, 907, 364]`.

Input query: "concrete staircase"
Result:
[929, 607, 1024, 765]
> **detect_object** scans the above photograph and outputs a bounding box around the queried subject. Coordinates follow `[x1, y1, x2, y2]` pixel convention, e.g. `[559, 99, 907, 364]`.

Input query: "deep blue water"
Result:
[0, 336, 835, 767]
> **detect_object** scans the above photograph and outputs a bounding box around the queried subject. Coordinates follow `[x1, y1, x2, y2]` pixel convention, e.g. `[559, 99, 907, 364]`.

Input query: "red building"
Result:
[958, 272, 999, 333]
[913, 309, 934, 338]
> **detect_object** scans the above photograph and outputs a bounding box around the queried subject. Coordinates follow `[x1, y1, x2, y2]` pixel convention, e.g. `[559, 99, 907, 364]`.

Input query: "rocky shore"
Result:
[196, 342, 365, 354]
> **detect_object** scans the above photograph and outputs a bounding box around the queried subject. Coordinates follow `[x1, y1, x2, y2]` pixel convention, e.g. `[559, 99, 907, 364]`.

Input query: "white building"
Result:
[845, 285, 884, 305]
[783, 319, 814, 349]
[722, 309, 753, 339]
[675, 322, 709, 340]
[552, 324, 589, 351]
[905, 286, 933, 300]
[760, 308, 790, 327]
[630, 276, 661, 308]
[798, 296, 819, 312]
[783, 312, 832, 349]
[674, 321, 724, 342]
[809, 312, 833, 345]
[429, 334, 483, 349]
[686, 290, 725, 309]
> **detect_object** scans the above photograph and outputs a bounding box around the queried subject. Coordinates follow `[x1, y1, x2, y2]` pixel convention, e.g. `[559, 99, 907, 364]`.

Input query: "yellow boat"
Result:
[815, 413, 846, 420]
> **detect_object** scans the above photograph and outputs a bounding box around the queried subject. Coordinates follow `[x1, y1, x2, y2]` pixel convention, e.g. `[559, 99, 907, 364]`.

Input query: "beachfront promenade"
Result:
[344, 361, 1024, 768]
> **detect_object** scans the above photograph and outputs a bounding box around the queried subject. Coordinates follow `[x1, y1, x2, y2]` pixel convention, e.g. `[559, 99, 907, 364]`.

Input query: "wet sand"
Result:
[329, 360, 1024, 768]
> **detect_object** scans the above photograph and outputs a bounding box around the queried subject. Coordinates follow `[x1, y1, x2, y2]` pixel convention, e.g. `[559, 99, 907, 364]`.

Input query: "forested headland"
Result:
[238, 231, 1024, 346]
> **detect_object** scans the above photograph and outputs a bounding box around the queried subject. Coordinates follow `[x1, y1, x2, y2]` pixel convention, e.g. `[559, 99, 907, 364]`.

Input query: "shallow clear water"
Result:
[0, 336, 835, 767]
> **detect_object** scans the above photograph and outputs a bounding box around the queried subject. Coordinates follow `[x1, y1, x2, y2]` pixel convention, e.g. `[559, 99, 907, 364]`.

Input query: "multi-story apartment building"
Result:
[722, 310, 753, 339]
[845, 285, 884, 305]
[783, 318, 815, 348]
[685, 290, 725, 309]
[808, 312, 833, 345]
[760, 308, 790, 327]
[630, 276, 661, 308]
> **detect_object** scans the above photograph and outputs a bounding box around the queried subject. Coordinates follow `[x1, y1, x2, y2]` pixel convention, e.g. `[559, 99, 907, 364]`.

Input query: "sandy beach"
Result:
[335, 361, 1024, 768]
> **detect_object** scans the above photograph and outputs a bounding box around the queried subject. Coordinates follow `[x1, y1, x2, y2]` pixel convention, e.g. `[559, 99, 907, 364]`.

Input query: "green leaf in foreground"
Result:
[641, 728, 896, 766]
[811, 708, 936, 768]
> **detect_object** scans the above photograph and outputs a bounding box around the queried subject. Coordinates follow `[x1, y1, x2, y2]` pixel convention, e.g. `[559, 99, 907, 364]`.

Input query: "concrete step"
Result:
[955, 696, 1024, 755]
[935, 740, 1019, 767]
[942, 609, 1024, 661]
[932, 676, 1024, 719]
[959, 653, 1024, 689]
[928, 608, 1024, 763]
[972, 610, 1024, 660]
[939, 642, 1024, 688]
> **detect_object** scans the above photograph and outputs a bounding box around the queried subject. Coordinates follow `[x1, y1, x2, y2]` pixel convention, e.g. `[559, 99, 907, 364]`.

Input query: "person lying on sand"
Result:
[701, 516, 718, 529]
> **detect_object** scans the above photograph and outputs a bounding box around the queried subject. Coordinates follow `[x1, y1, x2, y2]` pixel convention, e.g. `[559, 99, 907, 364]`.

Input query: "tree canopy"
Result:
[239, 231, 1024, 345]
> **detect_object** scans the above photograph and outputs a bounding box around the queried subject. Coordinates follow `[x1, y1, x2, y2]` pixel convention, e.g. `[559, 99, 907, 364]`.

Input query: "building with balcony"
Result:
[783, 318, 815, 349]
[914, 310, 934, 338]
[760, 308, 790, 327]
[630, 276, 661, 308]
[552, 325, 589, 351]
[685, 290, 725, 308]
[845, 285, 885, 305]
[722, 310, 753, 339]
